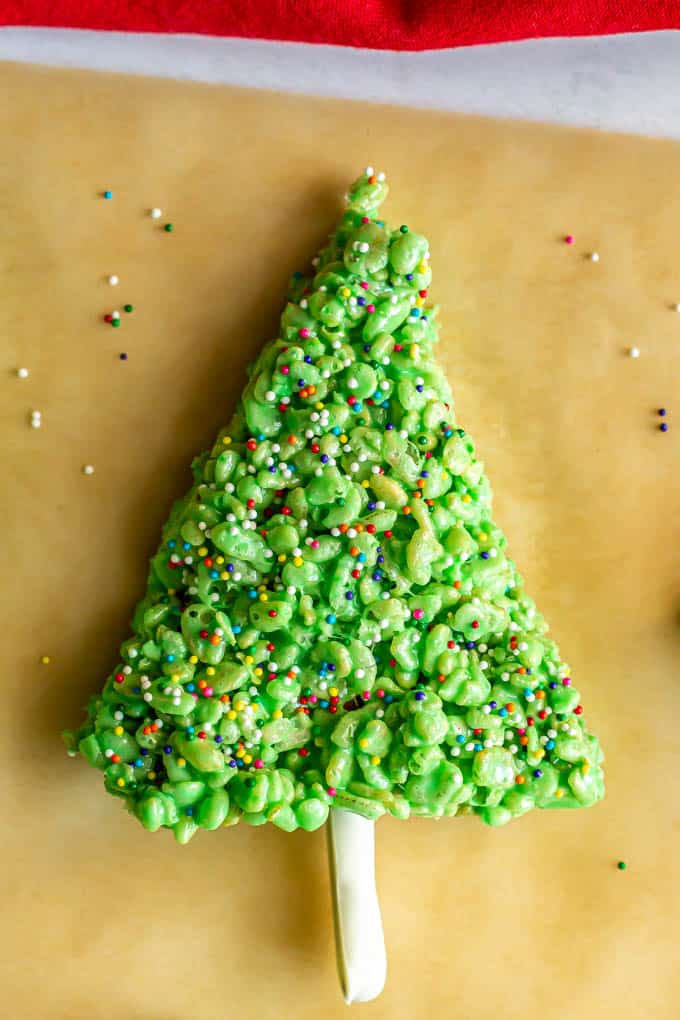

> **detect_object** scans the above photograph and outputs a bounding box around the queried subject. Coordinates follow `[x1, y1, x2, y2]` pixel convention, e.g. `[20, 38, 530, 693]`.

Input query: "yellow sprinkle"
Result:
[293, 557, 303, 567]
[206, 667, 215, 676]
[244, 655, 254, 665]
[259, 593, 268, 602]
[40, 655, 51, 665]
[361, 479, 370, 488]
[227, 710, 237, 720]
[479, 532, 488, 541]
[243, 755, 252, 764]
[329, 687, 338, 697]
[222, 436, 232, 445]
[254, 667, 263, 677]
[410, 344, 420, 359]
[582, 763, 591, 775]
[341, 287, 351, 297]
[462, 494, 472, 504]
[147, 772, 156, 781]
[339, 435, 348, 443]
[177, 757, 186, 767]
[555, 789, 564, 799]
[257, 583, 266, 591]
[273, 709, 283, 720]
[236, 748, 245, 758]
[114, 726, 124, 736]
[116, 778, 125, 787]
[220, 571, 230, 580]
[359, 738, 369, 750]
[417, 260, 427, 272]
[216, 556, 225, 564]
[371, 756, 381, 766]
[535, 749, 545, 760]
[415, 297, 424, 308]
[315, 402, 325, 410]
[171, 674, 179, 683]
[198, 547, 208, 556]
[277, 554, 287, 563]
[189, 655, 198, 665]
[235, 701, 245, 712]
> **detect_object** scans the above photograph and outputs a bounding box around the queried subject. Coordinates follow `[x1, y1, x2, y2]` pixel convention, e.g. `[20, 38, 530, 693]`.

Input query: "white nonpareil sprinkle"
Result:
[150, 207, 162, 219]
[82, 464, 94, 475]
[629, 346, 641, 358]
[16, 367, 29, 379]
[107, 274, 119, 286]
[589, 252, 600, 262]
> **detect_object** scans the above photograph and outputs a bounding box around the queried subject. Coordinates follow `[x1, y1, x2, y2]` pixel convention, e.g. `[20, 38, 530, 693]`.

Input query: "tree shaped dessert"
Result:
[65, 169, 604, 1002]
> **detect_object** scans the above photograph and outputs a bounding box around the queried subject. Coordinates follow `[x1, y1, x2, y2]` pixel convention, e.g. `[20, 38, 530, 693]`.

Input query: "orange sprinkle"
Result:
[519, 736, 529, 746]
[416, 478, 425, 488]
[210, 635, 220, 646]
[368, 175, 377, 184]
[300, 389, 309, 399]
[350, 546, 360, 556]
[518, 667, 526, 675]
[515, 775, 525, 785]
[354, 523, 363, 532]
[453, 580, 462, 589]
[111, 753, 121, 763]
[287, 435, 297, 445]
[506, 703, 515, 712]
[339, 523, 349, 533]
[308, 385, 316, 395]
[198, 679, 207, 689]
[403, 506, 412, 515]
[220, 694, 230, 703]
[535, 690, 546, 700]
[413, 491, 422, 499]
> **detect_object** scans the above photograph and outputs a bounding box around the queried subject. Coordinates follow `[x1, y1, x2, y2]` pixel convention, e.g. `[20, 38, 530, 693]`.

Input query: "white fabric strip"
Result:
[1, 28, 680, 137]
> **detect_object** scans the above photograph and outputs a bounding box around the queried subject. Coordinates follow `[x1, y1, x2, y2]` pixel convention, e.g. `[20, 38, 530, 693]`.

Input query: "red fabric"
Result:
[2, 1, 679, 50]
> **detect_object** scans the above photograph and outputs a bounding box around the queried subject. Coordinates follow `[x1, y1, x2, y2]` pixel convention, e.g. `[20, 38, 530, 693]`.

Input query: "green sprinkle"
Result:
[617, 861, 627, 871]
[400, 225, 409, 233]
[124, 304, 134, 313]
[164, 223, 174, 233]
[112, 319, 121, 328]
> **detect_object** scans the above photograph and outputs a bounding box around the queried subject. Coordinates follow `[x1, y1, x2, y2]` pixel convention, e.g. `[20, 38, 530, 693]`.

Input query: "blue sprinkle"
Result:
[377, 555, 385, 564]
[167, 539, 176, 548]
[320, 454, 329, 463]
[386, 423, 394, 430]
[332, 426, 341, 435]
[229, 760, 237, 768]
[163, 745, 172, 754]
[414, 691, 426, 701]
[233, 625, 242, 634]
[210, 570, 219, 579]
[186, 727, 195, 735]
[215, 735, 223, 743]
[319, 699, 329, 709]
[134, 758, 143, 767]
[186, 683, 196, 693]
[549, 681, 558, 689]
[103, 190, 113, 199]
[182, 542, 191, 550]
[372, 571, 382, 581]
[166, 655, 175, 662]
[140, 748, 149, 756]
[456, 735, 465, 744]
[328, 663, 336, 672]
[248, 590, 258, 599]
[304, 355, 313, 363]
[474, 743, 483, 752]
[533, 769, 543, 778]
[185, 807, 194, 816]
[384, 694, 394, 704]
[368, 501, 377, 510]
[546, 740, 555, 750]
[481, 552, 490, 560]
[358, 553, 366, 563]
[326, 614, 337, 624]
[489, 700, 497, 708]
[363, 344, 371, 352]
[358, 297, 366, 307]
[499, 707, 508, 717]
[406, 273, 414, 281]
[227, 563, 235, 573]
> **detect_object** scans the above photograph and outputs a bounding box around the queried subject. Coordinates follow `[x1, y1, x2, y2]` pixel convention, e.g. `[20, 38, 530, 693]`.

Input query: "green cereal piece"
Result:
[472, 748, 515, 789]
[197, 789, 230, 830]
[295, 797, 330, 831]
[175, 735, 225, 773]
[66, 170, 603, 839]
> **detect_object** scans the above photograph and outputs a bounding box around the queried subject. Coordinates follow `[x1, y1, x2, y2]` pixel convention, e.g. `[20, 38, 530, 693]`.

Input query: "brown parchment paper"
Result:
[1, 61, 679, 1020]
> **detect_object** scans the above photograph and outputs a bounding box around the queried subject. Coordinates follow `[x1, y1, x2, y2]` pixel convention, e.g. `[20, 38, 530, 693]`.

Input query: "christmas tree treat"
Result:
[65, 169, 603, 1001]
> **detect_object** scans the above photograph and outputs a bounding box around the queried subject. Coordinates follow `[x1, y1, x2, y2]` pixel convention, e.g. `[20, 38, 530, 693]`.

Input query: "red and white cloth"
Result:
[1, 0, 679, 50]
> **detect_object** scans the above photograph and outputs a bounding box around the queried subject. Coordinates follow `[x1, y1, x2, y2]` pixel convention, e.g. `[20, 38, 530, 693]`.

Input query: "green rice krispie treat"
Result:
[64, 169, 604, 841]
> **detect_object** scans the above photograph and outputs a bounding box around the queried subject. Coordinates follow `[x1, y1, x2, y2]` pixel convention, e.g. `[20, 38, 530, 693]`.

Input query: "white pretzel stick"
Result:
[327, 808, 387, 1004]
